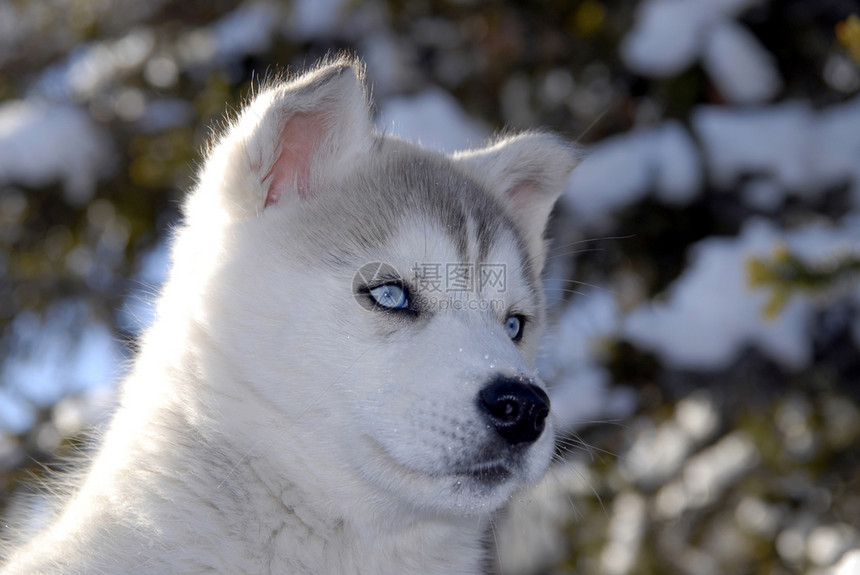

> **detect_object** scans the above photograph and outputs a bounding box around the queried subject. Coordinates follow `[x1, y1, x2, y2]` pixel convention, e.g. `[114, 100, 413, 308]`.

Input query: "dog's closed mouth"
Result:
[366, 437, 513, 484]
[454, 462, 512, 484]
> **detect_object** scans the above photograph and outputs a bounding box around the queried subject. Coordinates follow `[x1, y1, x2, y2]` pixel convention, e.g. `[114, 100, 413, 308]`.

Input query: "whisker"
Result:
[555, 430, 624, 463]
[547, 234, 636, 254]
[573, 461, 608, 518]
[566, 492, 585, 522]
[544, 247, 608, 261]
[542, 287, 590, 298]
[574, 99, 616, 144]
[490, 516, 505, 575]
[556, 433, 597, 462]
[543, 277, 619, 294]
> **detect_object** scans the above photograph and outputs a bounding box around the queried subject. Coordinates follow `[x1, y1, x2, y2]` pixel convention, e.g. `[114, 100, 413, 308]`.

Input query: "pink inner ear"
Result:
[263, 112, 327, 207]
[506, 180, 538, 212]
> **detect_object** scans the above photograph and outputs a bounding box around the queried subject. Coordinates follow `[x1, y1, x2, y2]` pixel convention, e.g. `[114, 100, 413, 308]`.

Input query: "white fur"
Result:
[1, 57, 578, 574]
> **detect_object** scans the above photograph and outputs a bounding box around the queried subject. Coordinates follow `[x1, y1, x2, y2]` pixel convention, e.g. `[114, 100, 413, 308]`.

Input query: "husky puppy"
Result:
[1, 58, 578, 574]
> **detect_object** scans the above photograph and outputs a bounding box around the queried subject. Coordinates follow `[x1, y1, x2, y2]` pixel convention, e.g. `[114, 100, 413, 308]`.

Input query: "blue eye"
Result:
[369, 283, 409, 310]
[505, 315, 524, 341]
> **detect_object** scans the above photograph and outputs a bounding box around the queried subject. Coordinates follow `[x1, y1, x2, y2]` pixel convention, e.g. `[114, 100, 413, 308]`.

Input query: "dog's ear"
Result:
[454, 133, 580, 270]
[199, 58, 372, 220]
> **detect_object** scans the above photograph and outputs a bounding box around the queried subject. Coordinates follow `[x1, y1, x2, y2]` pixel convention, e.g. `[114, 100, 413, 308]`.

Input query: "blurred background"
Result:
[0, 0, 859, 573]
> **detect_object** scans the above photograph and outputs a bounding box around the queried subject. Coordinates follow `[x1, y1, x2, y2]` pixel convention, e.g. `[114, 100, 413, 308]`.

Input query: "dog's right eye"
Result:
[368, 283, 409, 310]
[505, 315, 525, 342]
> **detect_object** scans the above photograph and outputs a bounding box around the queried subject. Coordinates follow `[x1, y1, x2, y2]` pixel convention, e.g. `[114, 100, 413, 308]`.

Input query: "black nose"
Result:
[478, 378, 550, 445]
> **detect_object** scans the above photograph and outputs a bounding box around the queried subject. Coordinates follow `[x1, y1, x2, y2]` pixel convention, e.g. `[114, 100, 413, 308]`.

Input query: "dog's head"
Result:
[175, 58, 579, 517]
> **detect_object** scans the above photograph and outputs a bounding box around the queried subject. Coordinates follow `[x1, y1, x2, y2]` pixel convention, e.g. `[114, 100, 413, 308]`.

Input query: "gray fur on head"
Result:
[193, 55, 579, 272]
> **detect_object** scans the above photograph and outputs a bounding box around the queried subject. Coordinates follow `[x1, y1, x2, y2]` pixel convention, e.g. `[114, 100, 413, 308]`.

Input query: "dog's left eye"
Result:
[505, 315, 524, 342]
[369, 283, 409, 310]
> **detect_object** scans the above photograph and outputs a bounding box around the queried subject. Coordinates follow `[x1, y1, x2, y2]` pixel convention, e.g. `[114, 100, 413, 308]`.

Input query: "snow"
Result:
[625, 419, 695, 489]
[0, 100, 113, 204]
[653, 121, 703, 203]
[177, 1, 281, 69]
[601, 491, 647, 575]
[621, 0, 709, 77]
[784, 215, 860, 267]
[693, 102, 813, 192]
[360, 32, 413, 96]
[211, 1, 279, 62]
[655, 432, 759, 518]
[623, 219, 812, 371]
[565, 92, 860, 223]
[776, 526, 809, 565]
[675, 390, 720, 442]
[831, 549, 860, 575]
[144, 55, 180, 89]
[563, 120, 701, 222]
[622, 391, 719, 490]
[0, 303, 120, 434]
[735, 496, 782, 537]
[823, 53, 860, 93]
[52, 389, 116, 437]
[623, 217, 860, 371]
[622, 0, 765, 76]
[813, 95, 860, 204]
[701, 19, 783, 104]
[135, 98, 195, 134]
[0, 388, 35, 436]
[741, 178, 784, 211]
[694, 96, 860, 205]
[541, 291, 637, 429]
[288, 0, 349, 40]
[117, 240, 171, 335]
[32, 31, 156, 101]
[545, 291, 620, 373]
[377, 88, 489, 153]
[622, 0, 776, 103]
[806, 524, 859, 567]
